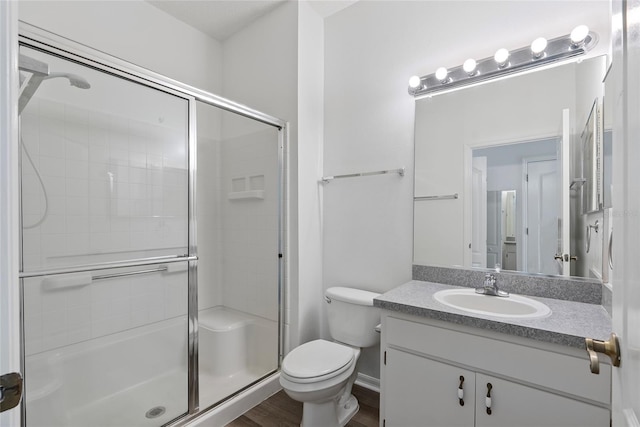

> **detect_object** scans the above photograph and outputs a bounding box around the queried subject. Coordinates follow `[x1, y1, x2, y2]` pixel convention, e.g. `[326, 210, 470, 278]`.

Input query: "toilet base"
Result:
[300, 394, 359, 427]
[337, 394, 359, 426]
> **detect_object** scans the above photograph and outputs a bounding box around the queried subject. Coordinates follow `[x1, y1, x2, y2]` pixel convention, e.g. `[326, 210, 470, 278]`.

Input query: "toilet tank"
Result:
[325, 287, 381, 348]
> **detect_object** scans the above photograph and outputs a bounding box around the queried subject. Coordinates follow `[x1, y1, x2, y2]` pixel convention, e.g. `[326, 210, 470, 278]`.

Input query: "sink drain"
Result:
[145, 406, 166, 419]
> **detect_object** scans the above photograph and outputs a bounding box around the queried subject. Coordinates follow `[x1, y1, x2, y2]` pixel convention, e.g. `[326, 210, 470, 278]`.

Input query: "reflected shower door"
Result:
[19, 45, 191, 426]
[196, 101, 281, 408]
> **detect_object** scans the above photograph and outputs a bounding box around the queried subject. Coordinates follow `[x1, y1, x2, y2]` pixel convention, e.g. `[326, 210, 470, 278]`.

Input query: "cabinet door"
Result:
[475, 374, 610, 427]
[384, 348, 475, 427]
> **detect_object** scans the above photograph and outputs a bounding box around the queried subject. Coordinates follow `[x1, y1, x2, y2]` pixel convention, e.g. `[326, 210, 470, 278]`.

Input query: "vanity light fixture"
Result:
[408, 75, 423, 91]
[435, 67, 449, 83]
[463, 58, 478, 76]
[570, 25, 590, 46]
[408, 26, 598, 97]
[531, 37, 548, 58]
[494, 48, 510, 68]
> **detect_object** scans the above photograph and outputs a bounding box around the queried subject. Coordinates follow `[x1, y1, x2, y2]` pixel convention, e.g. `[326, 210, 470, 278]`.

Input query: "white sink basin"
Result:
[433, 288, 551, 319]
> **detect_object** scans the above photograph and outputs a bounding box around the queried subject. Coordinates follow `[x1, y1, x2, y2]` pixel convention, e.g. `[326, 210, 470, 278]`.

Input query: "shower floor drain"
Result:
[145, 406, 166, 419]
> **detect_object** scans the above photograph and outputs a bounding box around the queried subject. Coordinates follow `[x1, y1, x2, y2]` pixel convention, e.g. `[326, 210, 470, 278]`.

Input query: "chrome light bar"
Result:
[408, 27, 598, 97]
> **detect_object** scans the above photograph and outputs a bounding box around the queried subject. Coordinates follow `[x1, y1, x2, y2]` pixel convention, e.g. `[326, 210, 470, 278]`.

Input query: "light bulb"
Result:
[463, 58, 477, 75]
[494, 48, 509, 67]
[408, 75, 422, 89]
[531, 37, 548, 57]
[435, 67, 448, 82]
[570, 25, 589, 45]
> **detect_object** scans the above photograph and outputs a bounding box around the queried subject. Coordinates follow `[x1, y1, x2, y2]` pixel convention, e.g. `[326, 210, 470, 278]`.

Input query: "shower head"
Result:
[18, 55, 92, 114]
[44, 72, 91, 89]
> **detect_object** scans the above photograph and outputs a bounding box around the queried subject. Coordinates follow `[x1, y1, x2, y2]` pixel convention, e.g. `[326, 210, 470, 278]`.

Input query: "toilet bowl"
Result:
[280, 339, 361, 427]
[280, 287, 381, 427]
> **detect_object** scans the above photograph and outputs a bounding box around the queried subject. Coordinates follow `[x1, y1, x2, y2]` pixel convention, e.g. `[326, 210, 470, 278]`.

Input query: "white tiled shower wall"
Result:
[20, 97, 188, 271]
[196, 104, 280, 323]
[219, 127, 279, 322]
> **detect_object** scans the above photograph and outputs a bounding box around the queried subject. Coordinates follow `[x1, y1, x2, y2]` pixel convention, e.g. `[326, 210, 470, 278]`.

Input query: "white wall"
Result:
[18, 0, 222, 94]
[297, 1, 326, 344]
[324, 0, 610, 379]
[325, 0, 610, 284]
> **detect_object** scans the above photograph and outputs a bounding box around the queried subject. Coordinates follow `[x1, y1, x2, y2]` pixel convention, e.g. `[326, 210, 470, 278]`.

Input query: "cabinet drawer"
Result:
[385, 315, 610, 405]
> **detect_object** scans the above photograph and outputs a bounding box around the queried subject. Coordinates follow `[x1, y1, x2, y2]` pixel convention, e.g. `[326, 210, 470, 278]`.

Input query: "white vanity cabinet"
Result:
[380, 312, 611, 427]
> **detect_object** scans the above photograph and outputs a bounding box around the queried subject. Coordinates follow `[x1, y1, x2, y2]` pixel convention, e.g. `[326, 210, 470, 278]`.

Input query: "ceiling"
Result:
[147, 0, 287, 41]
[147, 0, 360, 41]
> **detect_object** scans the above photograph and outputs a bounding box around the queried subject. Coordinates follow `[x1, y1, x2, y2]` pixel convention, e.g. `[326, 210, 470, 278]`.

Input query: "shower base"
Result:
[69, 370, 186, 427]
[25, 307, 278, 426]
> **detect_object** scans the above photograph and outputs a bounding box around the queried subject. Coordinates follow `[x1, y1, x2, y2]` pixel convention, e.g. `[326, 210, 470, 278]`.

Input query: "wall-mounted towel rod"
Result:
[321, 167, 405, 183]
[415, 193, 459, 201]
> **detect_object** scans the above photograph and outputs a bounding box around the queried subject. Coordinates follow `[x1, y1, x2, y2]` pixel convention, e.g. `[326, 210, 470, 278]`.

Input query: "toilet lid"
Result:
[282, 339, 354, 379]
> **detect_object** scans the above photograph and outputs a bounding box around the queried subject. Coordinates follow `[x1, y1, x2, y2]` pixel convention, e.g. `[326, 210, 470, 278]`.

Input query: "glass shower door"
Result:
[19, 44, 192, 426]
[196, 101, 281, 409]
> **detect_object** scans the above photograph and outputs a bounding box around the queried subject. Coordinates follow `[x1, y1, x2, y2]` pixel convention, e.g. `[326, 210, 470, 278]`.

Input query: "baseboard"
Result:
[355, 372, 380, 393]
[184, 373, 282, 426]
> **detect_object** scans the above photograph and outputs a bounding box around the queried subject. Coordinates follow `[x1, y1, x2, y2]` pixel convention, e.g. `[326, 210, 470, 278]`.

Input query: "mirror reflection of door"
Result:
[487, 190, 517, 271]
[524, 156, 560, 275]
[486, 191, 501, 269]
[471, 157, 487, 268]
[501, 190, 517, 270]
[473, 138, 558, 274]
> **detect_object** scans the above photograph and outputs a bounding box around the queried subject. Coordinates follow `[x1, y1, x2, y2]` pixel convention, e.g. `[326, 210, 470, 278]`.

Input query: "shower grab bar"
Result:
[19, 255, 197, 279]
[321, 167, 405, 183]
[415, 193, 459, 201]
[92, 266, 168, 281]
[40, 263, 187, 291]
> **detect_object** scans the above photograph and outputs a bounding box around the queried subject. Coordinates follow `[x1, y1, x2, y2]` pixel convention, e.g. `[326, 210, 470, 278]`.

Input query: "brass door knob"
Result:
[585, 332, 621, 374]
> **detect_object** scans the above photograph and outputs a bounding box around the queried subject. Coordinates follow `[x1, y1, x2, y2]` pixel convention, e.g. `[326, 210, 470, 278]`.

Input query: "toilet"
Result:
[280, 287, 381, 427]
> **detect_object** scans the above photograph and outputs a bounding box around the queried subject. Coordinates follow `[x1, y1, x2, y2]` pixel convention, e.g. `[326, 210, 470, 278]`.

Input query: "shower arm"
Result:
[18, 54, 49, 114]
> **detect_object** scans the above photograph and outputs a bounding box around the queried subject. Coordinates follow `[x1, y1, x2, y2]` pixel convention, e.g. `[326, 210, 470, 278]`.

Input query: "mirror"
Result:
[582, 99, 603, 214]
[414, 55, 608, 279]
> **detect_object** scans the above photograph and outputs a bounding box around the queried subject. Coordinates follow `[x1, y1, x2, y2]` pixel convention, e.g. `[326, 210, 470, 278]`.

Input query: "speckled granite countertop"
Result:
[374, 280, 612, 349]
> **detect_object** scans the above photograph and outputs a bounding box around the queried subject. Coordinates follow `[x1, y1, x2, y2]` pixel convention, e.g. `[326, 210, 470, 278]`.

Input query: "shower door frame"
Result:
[17, 22, 287, 426]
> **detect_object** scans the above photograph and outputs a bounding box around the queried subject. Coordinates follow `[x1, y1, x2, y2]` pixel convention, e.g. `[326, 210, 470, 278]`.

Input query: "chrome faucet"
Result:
[475, 272, 509, 297]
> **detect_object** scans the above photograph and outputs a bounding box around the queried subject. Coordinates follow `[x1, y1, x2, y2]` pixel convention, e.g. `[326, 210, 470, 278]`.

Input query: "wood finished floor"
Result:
[225, 384, 380, 427]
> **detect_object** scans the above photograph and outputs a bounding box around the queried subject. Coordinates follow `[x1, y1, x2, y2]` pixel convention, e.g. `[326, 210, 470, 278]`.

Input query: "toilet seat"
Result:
[282, 339, 355, 384]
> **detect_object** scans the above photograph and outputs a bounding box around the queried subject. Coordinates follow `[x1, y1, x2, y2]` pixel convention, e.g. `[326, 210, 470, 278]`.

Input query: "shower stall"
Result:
[18, 26, 285, 426]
